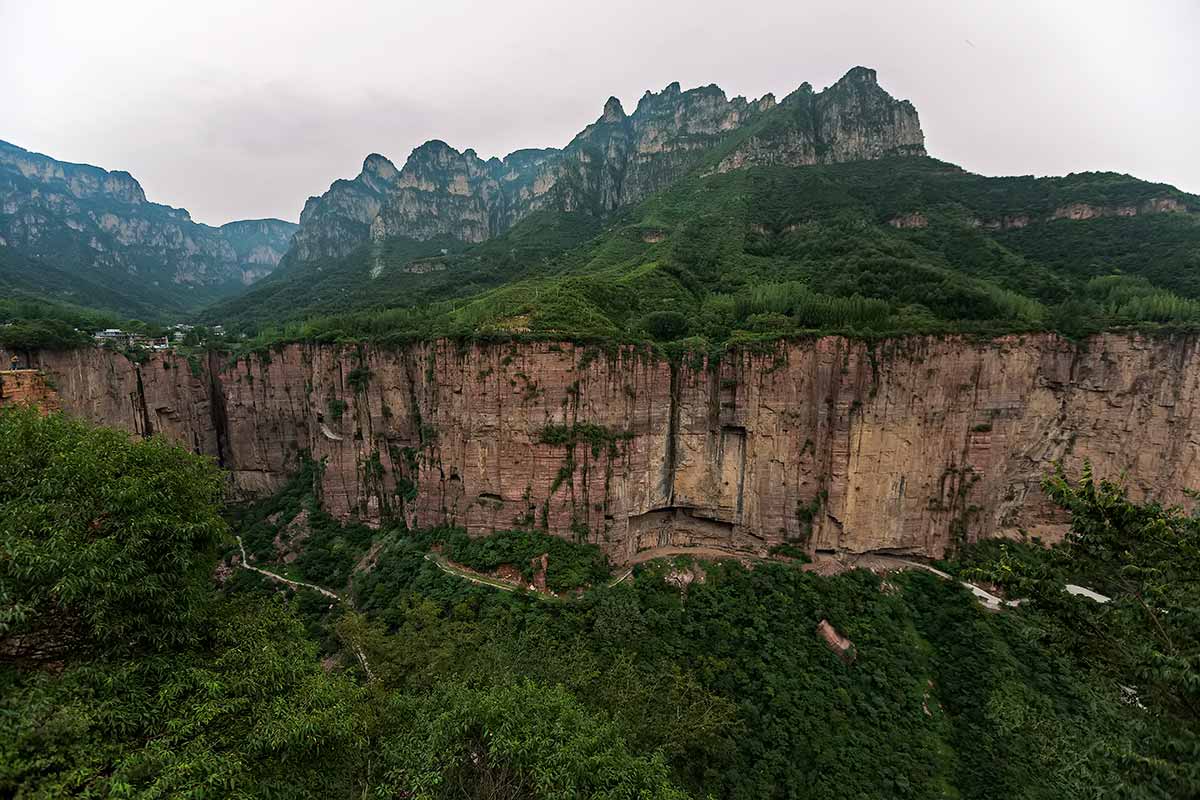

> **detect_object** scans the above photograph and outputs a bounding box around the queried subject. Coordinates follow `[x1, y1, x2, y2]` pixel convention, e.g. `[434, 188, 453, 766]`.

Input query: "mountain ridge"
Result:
[282, 67, 925, 268]
[0, 138, 298, 317]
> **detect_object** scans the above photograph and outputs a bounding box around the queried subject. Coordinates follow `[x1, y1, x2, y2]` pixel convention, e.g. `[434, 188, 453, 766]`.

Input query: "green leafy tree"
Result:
[372, 680, 690, 800]
[975, 463, 1200, 794]
[0, 407, 225, 665]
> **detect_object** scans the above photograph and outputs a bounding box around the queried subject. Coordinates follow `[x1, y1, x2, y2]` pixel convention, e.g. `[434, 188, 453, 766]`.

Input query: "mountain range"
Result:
[3, 66, 1199, 343]
[0, 139, 296, 318]
[286, 66, 922, 263]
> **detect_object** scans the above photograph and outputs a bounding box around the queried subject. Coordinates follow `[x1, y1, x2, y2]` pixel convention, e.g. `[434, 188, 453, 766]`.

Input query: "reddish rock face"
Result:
[12, 333, 1200, 563]
[0, 369, 59, 412]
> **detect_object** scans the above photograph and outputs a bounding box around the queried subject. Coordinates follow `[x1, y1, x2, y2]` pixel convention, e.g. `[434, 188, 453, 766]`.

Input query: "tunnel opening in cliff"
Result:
[627, 507, 750, 553]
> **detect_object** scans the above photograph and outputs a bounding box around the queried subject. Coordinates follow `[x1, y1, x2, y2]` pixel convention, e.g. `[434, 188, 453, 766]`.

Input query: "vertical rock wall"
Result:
[11, 333, 1200, 563]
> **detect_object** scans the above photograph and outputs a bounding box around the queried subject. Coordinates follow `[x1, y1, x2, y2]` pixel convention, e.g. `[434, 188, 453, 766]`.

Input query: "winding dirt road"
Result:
[234, 536, 375, 680]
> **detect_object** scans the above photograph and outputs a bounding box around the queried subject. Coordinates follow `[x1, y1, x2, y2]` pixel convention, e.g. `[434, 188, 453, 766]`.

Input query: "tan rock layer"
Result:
[8, 334, 1200, 563]
[0, 370, 59, 412]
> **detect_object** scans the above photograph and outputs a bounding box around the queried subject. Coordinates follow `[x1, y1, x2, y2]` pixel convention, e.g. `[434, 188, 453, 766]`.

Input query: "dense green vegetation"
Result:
[0, 409, 684, 798]
[440, 528, 611, 592]
[3, 408, 1197, 797]
[204, 158, 1200, 350]
[227, 464, 609, 602]
[0, 245, 171, 323]
[229, 458, 377, 589]
[0, 408, 225, 663]
[0, 250, 170, 352]
[0, 293, 126, 353]
[203, 211, 603, 333]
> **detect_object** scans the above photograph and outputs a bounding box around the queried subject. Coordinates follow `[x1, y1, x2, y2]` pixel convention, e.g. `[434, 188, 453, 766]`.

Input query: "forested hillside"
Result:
[0, 278, 130, 352]
[205, 157, 1200, 347]
[0, 139, 296, 319]
[3, 408, 1196, 798]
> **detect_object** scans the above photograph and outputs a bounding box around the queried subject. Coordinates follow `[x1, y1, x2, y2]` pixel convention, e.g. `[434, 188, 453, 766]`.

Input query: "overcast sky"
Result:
[3, 0, 1197, 225]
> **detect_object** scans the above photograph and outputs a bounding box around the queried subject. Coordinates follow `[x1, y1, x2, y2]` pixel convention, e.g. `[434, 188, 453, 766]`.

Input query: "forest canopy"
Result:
[1, 407, 1197, 798]
[205, 159, 1200, 352]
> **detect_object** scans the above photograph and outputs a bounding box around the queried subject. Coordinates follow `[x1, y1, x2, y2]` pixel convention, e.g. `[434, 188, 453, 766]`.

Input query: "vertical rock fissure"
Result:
[663, 361, 681, 504]
[133, 365, 154, 438]
[206, 352, 229, 468]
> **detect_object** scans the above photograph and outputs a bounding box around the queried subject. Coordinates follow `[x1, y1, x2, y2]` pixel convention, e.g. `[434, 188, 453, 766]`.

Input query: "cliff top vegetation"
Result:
[208, 158, 1200, 350]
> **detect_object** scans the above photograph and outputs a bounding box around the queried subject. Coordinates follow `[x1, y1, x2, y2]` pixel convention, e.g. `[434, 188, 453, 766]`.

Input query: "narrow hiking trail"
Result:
[425, 553, 638, 598]
[237, 536, 341, 599]
[424, 553, 528, 595]
[234, 536, 375, 680]
[876, 556, 1016, 610]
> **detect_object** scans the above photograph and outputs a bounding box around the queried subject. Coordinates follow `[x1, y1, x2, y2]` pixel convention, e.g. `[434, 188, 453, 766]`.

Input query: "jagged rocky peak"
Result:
[602, 96, 627, 123]
[717, 66, 925, 171]
[405, 138, 464, 164]
[638, 80, 683, 108]
[289, 66, 927, 261]
[400, 140, 489, 179]
[0, 139, 148, 205]
[361, 152, 399, 187]
[837, 65, 880, 85]
[630, 81, 750, 142]
[501, 147, 559, 171]
[400, 140, 493, 187]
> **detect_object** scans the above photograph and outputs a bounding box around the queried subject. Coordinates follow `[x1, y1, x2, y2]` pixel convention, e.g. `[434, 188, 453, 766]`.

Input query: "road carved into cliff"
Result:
[883, 556, 1016, 610]
[424, 553, 528, 595]
[425, 553, 638, 598]
[237, 535, 341, 599]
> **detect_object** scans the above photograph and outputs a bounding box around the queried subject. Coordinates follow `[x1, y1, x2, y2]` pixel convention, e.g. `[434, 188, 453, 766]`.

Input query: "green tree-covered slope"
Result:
[204, 158, 1200, 345]
[4, 408, 1196, 797]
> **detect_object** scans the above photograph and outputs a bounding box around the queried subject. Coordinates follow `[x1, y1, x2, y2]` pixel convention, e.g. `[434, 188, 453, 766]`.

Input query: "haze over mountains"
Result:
[0, 139, 296, 318]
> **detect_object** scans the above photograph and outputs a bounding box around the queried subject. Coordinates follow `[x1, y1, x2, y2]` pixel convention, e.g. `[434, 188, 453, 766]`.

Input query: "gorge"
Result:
[6, 28, 1200, 795]
[8, 331, 1200, 563]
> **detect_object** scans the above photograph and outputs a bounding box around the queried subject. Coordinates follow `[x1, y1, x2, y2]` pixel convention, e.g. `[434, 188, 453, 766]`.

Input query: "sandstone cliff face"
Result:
[286, 67, 926, 264]
[0, 139, 297, 311]
[0, 370, 59, 412]
[13, 333, 1200, 563]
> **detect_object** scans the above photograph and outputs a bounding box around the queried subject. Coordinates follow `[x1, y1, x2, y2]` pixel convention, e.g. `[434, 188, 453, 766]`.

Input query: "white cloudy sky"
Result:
[2, 0, 1197, 225]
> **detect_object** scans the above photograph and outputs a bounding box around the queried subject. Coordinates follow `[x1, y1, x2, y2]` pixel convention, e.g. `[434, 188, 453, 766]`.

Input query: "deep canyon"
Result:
[6, 333, 1200, 563]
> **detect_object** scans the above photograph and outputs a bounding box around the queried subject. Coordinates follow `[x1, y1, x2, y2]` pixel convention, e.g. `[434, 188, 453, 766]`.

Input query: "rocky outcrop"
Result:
[0, 139, 297, 312]
[0, 369, 58, 412]
[714, 67, 925, 173]
[286, 66, 925, 264]
[972, 215, 1030, 230]
[816, 620, 855, 663]
[11, 333, 1200, 564]
[1049, 198, 1188, 221]
[889, 213, 928, 229]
